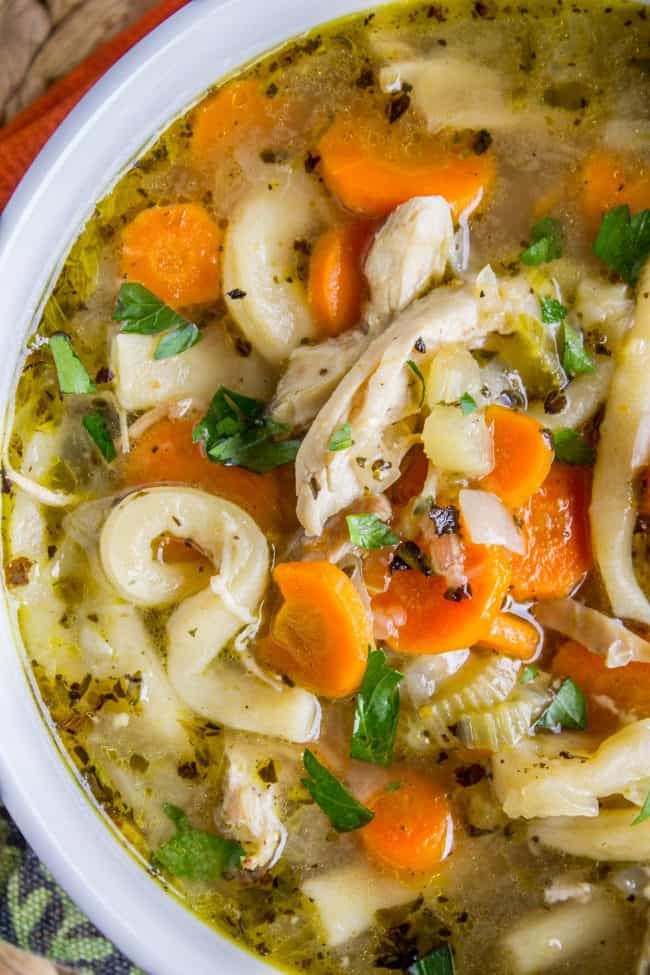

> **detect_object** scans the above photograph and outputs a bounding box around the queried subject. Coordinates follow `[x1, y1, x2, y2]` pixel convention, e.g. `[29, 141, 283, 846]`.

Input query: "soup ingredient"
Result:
[350, 648, 403, 767]
[318, 115, 495, 219]
[402, 650, 471, 708]
[261, 560, 371, 698]
[580, 150, 650, 228]
[154, 804, 244, 881]
[594, 205, 650, 285]
[49, 333, 95, 394]
[374, 543, 511, 655]
[112, 282, 201, 361]
[551, 428, 595, 466]
[456, 680, 549, 750]
[193, 386, 301, 473]
[222, 165, 334, 365]
[190, 78, 276, 157]
[422, 406, 494, 478]
[302, 750, 374, 832]
[346, 513, 399, 549]
[527, 358, 614, 431]
[480, 612, 540, 661]
[360, 773, 452, 875]
[536, 600, 650, 668]
[632, 791, 650, 825]
[530, 809, 650, 862]
[591, 267, 650, 623]
[407, 359, 426, 407]
[328, 422, 353, 452]
[308, 221, 374, 336]
[120, 203, 222, 308]
[221, 745, 287, 870]
[520, 217, 564, 266]
[425, 345, 481, 408]
[408, 943, 454, 975]
[552, 640, 650, 716]
[364, 196, 455, 329]
[561, 320, 594, 378]
[509, 462, 592, 601]
[82, 409, 116, 463]
[534, 678, 587, 732]
[458, 489, 526, 555]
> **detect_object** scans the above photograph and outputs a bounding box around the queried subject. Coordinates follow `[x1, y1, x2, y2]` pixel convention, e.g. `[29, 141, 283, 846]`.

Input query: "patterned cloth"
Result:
[0, 807, 140, 973]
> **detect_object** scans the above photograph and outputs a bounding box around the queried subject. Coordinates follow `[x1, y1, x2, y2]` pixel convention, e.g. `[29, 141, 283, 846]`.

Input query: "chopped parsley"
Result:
[632, 790, 650, 826]
[154, 804, 244, 881]
[301, 750, 374, 832]
[459, 392, 478, 415]
[49, 334, 96, 395]
[329, 422, 354, 451]
[82, 410, 116, 462]
[407, 359, 426, 407]
[520, 665, 540, 685]
[193, 386, 300, 473]
[594, 205, 650, 284]
[409, 943, 455, 975]
[552, 428, 596, 466]
[346, 513, 400, 549]
[562, 322, 594, 378]
[350, 649, 404, 768]
[520, 217, 564, 266]
[535, 678, 587, 733]
[112, 282, 201, 360]
[539, 296, 568, 325]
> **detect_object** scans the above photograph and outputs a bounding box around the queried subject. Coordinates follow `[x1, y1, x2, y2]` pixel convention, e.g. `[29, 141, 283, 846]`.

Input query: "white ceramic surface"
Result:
[0, 1, 386, 972]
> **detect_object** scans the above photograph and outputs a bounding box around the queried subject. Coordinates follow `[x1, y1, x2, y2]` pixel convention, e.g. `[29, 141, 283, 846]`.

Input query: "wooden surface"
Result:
[0, 0, 160, 125]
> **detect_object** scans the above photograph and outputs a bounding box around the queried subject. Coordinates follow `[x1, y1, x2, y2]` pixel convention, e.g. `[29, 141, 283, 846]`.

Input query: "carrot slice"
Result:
[372, 543, 511, 655]
[388, 445, 429, 507]
[308, 221, 376, 336]
[510, 463, 592, 602]
[120, 203, 223, 308]
[479, 612, 541, 660]
[553, 639, 650, 719]
[121, 417, 296, 534]
[580, 150, 650, 228]
[361, 773, 453, 875]
[318, 115, 496, 219]
[260, 561, 372, 698]
[191, 79, 277, 158]
[480, 406, 554, 509]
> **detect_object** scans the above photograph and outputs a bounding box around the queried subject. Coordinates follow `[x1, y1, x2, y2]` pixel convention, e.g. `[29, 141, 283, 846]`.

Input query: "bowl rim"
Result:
[0, 0, 378, 972]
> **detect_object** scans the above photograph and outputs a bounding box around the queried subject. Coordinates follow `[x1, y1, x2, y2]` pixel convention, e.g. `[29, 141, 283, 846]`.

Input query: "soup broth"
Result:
[5, 2, 650, 973]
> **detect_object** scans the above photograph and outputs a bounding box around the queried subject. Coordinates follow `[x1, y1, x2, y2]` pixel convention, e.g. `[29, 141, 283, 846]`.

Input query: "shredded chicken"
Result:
[220, 753, 287, 872]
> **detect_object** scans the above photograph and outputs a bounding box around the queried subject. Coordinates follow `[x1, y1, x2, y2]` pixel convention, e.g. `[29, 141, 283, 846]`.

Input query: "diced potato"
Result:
[422, 405, 494, 477]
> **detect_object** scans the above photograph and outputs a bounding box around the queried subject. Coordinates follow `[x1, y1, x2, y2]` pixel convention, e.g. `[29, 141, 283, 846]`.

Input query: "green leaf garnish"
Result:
[329, 422, 354, 452]
[82, 410, 116, 462]
[193, 386, 301, 473]
[113, 283, 201, 360]
[346, 513, 400, 549]
[539, 296, 568, 325]
[301, 750, 374, 833]
[593, 205, 650, 284]
[459, 392, 478, 415]
[552, 428, 596, 466]
[561, 322, 594, 378]
[154, 804, 244, 881]
[407, 359, 426, 407]
[350, 649, 404, 767]
[520, 665, 540, 685]
[520, 217, 564, 266]
[535, 678, 587, 733]
[409, 943, 455, 975]
[49, 334, 96, 395]
[632, 790, 650, 825]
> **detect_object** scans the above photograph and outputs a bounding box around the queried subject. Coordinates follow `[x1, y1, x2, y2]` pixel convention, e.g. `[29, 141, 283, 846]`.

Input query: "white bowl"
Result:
[0, 1, 381, 972]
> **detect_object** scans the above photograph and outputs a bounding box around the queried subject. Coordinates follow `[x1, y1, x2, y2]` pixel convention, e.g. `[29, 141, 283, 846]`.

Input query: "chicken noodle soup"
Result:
[6, 0, 650, 971]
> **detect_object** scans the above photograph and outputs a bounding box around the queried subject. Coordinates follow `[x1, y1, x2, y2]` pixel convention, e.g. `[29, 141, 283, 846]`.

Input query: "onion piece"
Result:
[591, 265, 650, 624]
[402, 650, 470, 708]
[459, 488, 526, 555]
[534, 598, 650, 668]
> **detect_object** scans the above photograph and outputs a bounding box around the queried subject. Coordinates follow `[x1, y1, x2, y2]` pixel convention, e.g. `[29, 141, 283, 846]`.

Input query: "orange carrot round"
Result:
[308, 221, 376, 336]
[361, 773, 453, 875]
[121, 417, 296, 535]
[191, 79, 276, 158]
[552, 639, 650, 719]
[479, 611, 541, 661]
[260, 561, 372, 698]
[319, 115, 496, 219]
[120, 203, 222, 308]
[372, 543, 511, 655]
[580, 150, 650, 228]
[480, 405, 554, 509]
[510, 462, 592, 602]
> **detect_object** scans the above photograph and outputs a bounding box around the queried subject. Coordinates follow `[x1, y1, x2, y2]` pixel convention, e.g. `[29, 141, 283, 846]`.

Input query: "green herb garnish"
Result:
[459, 392, 478, 415]
[520, 665, 540, 685]
[535, 678, 587, 733]
[329, 422, 354, 452]
[593, 205, 650, 284]
[350, 649, 404, 768]
[552, 428, 596, 466]
[112, 283, 201, 360]
[82, 410, 116, 462]
[562, 322, 594, 378]
[539, 296, 568, 325]
[301, 750, 374, 832]
[346, 514, 400, 549]
[520, 217, 564, 266]
[632, 790, 650, 826]
[154, 804, 244, 881]
[409, 943, 455, 975]
[407, 359, 426, 407]
[193, 386, 301, 473]
[49, 334, 96, 395]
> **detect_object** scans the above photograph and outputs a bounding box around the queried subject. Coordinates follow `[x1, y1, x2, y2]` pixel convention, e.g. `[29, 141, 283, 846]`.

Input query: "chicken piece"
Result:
[220, 747, 288, 871]
[296, 281, 504, 537]
[300, 493, 393, 565]
[364, 195, 456, 330]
